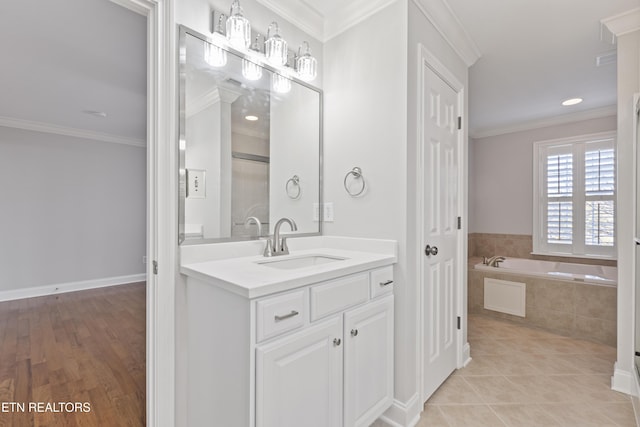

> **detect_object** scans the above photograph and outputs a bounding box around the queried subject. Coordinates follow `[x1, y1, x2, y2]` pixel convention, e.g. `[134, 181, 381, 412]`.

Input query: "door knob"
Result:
[425, 245, 438, 256]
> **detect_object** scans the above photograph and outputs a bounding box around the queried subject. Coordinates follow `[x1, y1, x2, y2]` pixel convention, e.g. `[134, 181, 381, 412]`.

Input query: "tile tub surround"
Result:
[371, 315, 632, 427]
[468, 233, 617, 267]
[468, 258, 616, 346]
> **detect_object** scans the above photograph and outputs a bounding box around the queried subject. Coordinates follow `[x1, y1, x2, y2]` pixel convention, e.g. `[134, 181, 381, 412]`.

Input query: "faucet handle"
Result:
[263, 239, 274, 257]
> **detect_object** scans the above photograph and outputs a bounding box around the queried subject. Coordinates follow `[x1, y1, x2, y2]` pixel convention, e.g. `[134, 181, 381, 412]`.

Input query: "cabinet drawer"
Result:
[310, 273, 369, 321]
[256, 290, 306, 342]
[370, 266, 394, 298]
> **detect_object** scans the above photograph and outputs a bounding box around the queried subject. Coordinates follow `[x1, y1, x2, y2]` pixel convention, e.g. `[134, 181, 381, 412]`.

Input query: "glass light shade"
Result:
[242, 59, 262, 81]
[265, 22, 288, 66]
[204, 43, 227, 67]
[296, 53, 317, 81]
[272, 73, 291, 94]
[226, 1, 251, 50]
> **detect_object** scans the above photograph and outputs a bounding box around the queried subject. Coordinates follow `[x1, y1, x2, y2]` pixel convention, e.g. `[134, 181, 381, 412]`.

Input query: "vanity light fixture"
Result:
[265, 22, 288, 67]
[272, 72, 291, 94]
[296, 42, 317, 82]
[561, 97, 583, 106]
[226, 0, 251, 50]
[206, 13, 228, 67]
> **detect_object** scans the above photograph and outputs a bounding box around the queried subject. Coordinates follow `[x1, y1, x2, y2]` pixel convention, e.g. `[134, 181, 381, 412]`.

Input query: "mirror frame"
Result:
[178, 25, 323, 245]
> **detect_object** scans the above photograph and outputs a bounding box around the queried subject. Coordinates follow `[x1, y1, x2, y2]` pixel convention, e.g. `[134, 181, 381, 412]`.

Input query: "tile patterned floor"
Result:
[374, 314, 637, 427]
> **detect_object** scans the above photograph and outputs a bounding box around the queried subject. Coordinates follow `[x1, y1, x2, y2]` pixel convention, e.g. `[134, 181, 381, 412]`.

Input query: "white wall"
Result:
[0, 126, 146, 292]
[469, 116, 617, 235]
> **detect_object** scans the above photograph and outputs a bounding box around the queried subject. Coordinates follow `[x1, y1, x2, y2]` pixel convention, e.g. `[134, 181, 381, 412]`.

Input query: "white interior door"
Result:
[420, 62, 460, 401]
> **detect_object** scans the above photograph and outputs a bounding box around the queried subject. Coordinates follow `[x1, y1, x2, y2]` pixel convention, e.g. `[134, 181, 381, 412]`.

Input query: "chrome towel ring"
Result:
[344, 167, 366, 197]
[286, 175, 301, 199]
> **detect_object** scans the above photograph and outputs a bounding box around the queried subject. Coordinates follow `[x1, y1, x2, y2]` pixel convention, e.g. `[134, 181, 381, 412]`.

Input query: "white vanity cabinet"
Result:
[185, 261, 394, 427]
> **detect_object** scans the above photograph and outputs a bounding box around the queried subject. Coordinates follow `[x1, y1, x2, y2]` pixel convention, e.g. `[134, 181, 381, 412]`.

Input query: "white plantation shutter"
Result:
[533, 133, 616, 258]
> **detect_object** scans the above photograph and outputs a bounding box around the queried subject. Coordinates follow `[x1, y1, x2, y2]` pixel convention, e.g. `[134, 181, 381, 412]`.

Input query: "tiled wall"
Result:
[468, 263, 617, 346]
[469, 233, 617, 267]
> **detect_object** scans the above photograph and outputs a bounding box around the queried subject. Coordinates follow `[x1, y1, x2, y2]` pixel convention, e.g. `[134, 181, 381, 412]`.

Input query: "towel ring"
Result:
[286, 175, 301, 199]
[344, 167, 366, 197]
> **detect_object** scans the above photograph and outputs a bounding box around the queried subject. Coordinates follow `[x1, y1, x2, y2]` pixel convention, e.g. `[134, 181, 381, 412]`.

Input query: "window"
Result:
[533, 132, 616, 258]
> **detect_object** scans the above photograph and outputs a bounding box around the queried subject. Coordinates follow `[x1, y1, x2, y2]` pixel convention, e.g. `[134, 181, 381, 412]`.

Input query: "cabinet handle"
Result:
[380, 280, 393, 287]
[350, 329, 358, 337]
[333, 338, 341, 346]
[274, 310, 299, 321]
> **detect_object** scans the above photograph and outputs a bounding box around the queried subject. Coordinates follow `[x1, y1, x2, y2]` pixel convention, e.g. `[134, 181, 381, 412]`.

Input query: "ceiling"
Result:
[265, 0, 637, 137]
[1, 0, 636, 142]
[0, 0, 146, 143]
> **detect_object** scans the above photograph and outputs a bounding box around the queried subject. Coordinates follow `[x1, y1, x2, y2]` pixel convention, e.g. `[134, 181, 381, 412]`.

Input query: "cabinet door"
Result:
[256, 316, 343, 427]
[344, 295, 394, 427]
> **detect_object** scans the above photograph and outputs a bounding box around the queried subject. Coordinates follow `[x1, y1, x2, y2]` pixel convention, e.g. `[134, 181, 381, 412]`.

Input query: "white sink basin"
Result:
[257, 255, 347, 270]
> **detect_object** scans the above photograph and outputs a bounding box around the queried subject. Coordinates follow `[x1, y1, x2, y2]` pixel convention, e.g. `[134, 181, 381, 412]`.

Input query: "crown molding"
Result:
[323, 0, 399, 41]
[255, 0, 324, 41]
[186, 88, 221, 118]
[412, 0, 481, 67]
[470, 105, 617, 139]
[601, 8, 640, 37]
[0, 116, 146, 148]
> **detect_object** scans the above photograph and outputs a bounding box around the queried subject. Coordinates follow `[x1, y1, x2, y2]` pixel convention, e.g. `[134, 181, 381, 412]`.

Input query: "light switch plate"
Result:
[187, 169, 206, 199]
[313, 203, 320, 221]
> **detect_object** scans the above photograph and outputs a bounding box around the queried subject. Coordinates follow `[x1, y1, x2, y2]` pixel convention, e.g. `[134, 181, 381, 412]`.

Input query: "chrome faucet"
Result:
[264, 217, 298, 257]
[483, 255, 506, 267]
[244, 216, 262, 238]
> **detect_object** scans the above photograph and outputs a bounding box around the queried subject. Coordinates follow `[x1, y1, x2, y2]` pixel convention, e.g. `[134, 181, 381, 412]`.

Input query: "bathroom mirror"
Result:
[178, 26, 322, 244]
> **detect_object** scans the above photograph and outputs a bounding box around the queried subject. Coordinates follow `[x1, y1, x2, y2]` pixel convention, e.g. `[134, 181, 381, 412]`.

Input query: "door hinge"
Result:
[457, 116, 462, 130]
[457, 316, 461, 330]
[152, 260, 158, 275]
[457, 216, 462, 230]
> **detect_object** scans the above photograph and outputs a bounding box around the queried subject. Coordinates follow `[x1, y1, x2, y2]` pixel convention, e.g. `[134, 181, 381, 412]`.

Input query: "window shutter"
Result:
[584, 148, 615, 246]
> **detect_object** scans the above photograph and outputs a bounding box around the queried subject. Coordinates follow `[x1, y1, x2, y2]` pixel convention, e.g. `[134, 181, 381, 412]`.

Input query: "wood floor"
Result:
[0, 282, 146, 427]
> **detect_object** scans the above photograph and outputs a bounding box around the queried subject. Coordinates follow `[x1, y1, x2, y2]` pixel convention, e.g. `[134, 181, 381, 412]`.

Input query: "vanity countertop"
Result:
[180, 237, 397, 299]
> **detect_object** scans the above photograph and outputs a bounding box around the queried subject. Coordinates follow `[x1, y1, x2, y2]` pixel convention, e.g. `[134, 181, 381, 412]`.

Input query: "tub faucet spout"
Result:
[485, 256, 506, 267]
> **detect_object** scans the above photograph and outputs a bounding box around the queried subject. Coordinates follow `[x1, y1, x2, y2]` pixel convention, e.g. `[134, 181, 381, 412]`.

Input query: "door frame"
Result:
[109, 0, 175, 426]
[416, 43, 466, 404]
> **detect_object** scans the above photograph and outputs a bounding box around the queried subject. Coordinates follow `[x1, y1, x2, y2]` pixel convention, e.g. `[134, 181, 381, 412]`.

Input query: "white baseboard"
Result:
[0, 274, 146, 302]
[379, 393, 422, 427]
[463, 342, 472, 367]
[611, 362, 635, 395]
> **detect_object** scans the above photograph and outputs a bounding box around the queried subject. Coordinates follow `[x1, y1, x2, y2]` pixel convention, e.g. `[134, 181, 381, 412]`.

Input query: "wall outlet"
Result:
[143, 256, 147, 264]
[323, 202, 334, 222]
[186, 169, 206, 199]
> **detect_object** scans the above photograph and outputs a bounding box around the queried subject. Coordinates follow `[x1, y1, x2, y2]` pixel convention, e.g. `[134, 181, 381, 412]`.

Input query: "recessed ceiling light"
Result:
[561, 98, 583, 106]
[245, 115, 259, 121]
[83, 110, 108, 118]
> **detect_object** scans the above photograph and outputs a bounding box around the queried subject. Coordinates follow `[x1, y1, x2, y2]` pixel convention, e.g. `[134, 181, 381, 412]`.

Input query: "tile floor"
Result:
[375, 314, 637, 427]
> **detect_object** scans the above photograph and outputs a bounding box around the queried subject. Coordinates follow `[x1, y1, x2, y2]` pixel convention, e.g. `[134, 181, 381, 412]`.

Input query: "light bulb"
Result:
[242, 59, 262, 81]
[296, 42, 317, 81]
[204, 43, 227, 67]
[265, 22, 288, 66]
[226, 0, 251, 50]
[272, 73, 291, 94]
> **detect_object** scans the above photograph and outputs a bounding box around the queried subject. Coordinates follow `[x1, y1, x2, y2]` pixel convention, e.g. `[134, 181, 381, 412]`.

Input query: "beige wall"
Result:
[469, 116, 617, 235]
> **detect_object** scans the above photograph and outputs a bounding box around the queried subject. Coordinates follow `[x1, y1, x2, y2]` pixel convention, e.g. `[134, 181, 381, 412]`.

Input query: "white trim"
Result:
[0, 116, 146, 148]
[185, 87, 220, 118]
[411, 0, 481, 67]
[379, 393, 422, 427]
[612, 362, 636, 395]
[323, 0, 399, 42]
[255, 0, 324, 41]
[601, 7, 640, 37]
[0, 274, 146, 302]
[471, 105, 617, 139]
[462, 342, 471, 367]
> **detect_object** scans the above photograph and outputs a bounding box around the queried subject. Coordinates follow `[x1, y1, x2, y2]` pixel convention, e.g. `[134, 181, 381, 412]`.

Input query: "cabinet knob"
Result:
[333, 338, 341, 346]
[350, 329, 358, 337]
